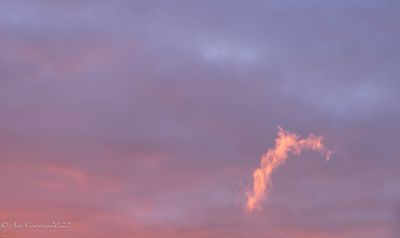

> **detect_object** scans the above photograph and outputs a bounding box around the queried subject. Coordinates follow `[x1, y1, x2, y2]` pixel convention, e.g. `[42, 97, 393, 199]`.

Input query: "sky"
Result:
[0, 0, 399, 237]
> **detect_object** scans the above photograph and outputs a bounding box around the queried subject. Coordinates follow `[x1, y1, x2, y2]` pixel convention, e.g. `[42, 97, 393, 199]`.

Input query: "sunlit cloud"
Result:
[246, 127, 332, 212]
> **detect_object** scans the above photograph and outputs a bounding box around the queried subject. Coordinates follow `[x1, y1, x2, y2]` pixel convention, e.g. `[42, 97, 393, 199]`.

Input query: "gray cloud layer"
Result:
[0, 1, 399, 237]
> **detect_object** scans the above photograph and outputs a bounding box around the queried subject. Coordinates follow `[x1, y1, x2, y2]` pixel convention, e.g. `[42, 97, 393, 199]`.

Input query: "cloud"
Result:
[245, 127, 332, 212]
[0, 0, 399, 237]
